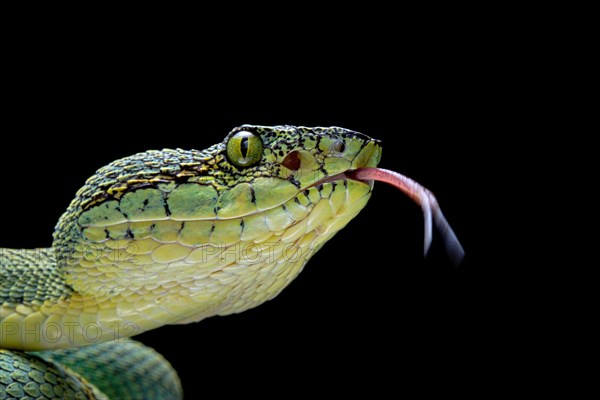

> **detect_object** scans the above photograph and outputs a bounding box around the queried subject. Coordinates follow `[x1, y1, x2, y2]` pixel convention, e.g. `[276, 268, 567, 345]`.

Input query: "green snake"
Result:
[0, 125, 463, 399]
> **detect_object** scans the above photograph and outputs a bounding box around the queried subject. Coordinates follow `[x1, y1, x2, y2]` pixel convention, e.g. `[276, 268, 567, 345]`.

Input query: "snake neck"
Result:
[0, 248, 73, 304]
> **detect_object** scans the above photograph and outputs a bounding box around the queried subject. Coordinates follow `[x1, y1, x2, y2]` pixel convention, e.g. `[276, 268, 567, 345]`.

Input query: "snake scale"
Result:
[0, 125, 463, 399]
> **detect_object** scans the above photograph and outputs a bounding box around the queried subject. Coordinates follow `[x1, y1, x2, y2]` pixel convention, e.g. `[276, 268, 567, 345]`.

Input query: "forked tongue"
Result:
[346, 168, 465, 266]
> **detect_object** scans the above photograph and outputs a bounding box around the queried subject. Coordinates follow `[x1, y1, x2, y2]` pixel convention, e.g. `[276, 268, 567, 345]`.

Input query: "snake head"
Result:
[56, 125, 386, 318]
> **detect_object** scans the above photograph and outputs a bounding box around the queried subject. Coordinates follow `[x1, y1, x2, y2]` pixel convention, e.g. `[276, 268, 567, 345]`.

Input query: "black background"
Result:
[1, 20, 571, 397]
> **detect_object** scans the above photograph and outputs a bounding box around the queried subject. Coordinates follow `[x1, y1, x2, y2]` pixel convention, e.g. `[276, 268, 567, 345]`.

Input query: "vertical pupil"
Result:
[240, 137, 249, 158]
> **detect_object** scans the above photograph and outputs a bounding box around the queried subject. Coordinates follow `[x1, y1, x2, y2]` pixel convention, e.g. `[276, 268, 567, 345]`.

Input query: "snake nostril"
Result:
[332, 140, 345, 154]
[281, 151, 301, 171]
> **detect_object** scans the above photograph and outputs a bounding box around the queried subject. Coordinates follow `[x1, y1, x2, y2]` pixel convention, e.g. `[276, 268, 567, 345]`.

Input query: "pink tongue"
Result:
[347, 168, 465, 265]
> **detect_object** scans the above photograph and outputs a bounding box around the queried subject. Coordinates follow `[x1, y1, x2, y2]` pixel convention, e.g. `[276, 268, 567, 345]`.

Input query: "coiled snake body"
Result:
[0, 126, 463, 399]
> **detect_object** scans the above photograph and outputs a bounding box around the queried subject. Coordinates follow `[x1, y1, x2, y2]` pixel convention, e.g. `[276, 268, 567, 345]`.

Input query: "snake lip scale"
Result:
[0, 125, 464, 399]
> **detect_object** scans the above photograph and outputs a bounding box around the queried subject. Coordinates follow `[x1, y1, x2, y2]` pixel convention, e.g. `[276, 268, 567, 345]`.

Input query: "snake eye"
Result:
[226, 131, 264, 168]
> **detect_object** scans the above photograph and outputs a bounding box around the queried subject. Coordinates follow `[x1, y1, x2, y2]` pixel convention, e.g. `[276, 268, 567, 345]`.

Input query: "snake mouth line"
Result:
[308, 169, 375, 189]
